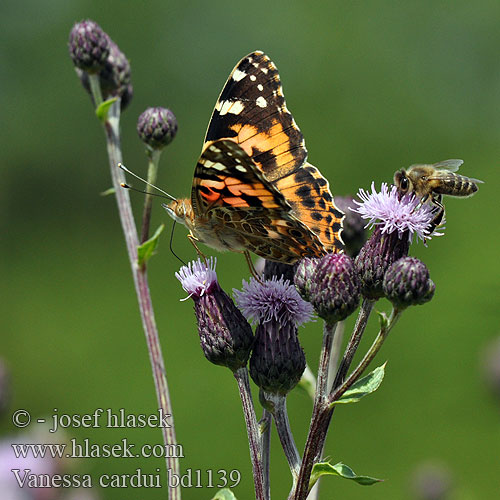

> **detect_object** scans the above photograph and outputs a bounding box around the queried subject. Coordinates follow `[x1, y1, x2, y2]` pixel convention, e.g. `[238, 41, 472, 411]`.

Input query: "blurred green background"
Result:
[1, 0, 499, 499]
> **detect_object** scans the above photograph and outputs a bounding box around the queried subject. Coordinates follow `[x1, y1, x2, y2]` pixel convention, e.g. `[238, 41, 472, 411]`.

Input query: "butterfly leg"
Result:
[243, 250, 263, 282]
[187, 233, 208, 265]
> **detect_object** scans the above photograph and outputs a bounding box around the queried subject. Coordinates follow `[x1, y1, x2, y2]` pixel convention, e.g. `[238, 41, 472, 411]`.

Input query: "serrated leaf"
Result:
[376, 310, 389, 329]
[333, 363, 386, 405]
[95, 97, 118, 122]
[211, 489, 238, 500]
[100, 187, 116, 196]
[310, 461, 383, 487]
[137, 224, 164, 266]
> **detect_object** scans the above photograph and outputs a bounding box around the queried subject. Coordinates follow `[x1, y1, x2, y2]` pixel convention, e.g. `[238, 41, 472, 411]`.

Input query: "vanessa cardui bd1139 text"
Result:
[164, 51, 344, 264]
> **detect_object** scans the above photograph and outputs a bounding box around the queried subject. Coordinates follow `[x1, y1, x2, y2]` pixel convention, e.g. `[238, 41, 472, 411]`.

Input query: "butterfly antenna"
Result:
[169, 221, 187, 266]
[118, 163, 177, 201]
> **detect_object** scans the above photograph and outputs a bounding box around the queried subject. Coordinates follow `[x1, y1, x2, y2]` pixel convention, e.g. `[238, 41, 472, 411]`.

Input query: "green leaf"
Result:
[211, 489, 238, 500]
[376, 310, 389, 329]
[95, 97, 118, 122]
[310, 461, 383, 487]
[100, 187, 116, 196]
[137, 224, 164, 266]
[333, 363, 386, 405]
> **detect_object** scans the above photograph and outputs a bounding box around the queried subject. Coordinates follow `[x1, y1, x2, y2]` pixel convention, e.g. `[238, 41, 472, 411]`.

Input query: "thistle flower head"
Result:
[353, 183, 439, 243]
[175, 258, 253, 371]
[68, 20, 110, 73]
[309, 253, 361, 324]
[175, 257, 219, 299]
[383, 257, 435, 309]
[234, 277, 314, 327]
[250, 320, 306, 395]
[137, 107, 178, 150]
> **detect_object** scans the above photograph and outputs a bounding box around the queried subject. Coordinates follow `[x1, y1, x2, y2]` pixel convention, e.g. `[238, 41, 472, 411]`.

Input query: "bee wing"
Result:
[432, 159, 463, 172]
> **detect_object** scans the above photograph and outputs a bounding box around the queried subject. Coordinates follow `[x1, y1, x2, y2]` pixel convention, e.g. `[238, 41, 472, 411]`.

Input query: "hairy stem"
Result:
[316, 322, 338, 401]
[331, 298, 375, 391]
[267, 393, 301, 483]
[259, 409, 272, 499]
[102, 99, 180, 500]
[234, 368, 266, 500]
[330, 307, 402, 404]
[140, 148, 161, 243]
[293, 299, 375, 500]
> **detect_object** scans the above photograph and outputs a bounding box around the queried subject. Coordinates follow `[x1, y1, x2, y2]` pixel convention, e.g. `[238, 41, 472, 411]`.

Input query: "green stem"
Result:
[267, 393, 300, 483]
[316, 322, 338, 401]
[234, 368, 267, 500]
[331, 298, 375, 392]
[100, 99, 180, 500]
[292, 299, 375, 500]
[88, 74, 103, 107]
[140, 148, 161, 243]
[329, 307, 402, 404]
[259, 409, 272, 499]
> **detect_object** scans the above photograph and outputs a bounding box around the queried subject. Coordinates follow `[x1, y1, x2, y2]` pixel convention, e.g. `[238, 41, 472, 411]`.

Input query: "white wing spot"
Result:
[232, 69, 247, 82]
[256, 96, 267, 108]
[250, 75, 257, 81]
[261, 67, 268, 74]
[235, 165, 247, 173]
[257, 84, 264, 91]
[212, 163, 226, 171]
[210, 147, 221, 153]
[218, 100, 245, 116]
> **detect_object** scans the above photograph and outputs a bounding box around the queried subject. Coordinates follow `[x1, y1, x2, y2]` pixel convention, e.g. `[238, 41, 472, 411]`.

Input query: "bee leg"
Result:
[428, 195, 445, 234]
[243, 250, 263, 282]
[187, 233, 208, 265]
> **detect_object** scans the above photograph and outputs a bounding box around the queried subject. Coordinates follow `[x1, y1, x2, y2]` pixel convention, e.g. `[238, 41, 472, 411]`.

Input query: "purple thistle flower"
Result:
[353, 182, 440, 243]
[175, 257, 218, 299]
[234, 277, 314, 327]
[176, 258, 253, 371]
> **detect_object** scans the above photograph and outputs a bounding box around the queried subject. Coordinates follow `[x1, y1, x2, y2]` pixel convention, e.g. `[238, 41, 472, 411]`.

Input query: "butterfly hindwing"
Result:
[192, 139, 292, 215]
[204, 51, 307, 183]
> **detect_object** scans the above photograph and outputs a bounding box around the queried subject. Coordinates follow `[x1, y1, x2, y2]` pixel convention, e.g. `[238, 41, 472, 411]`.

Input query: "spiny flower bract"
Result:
[234, 276, 313, 327]
[353, 182, 440, 243]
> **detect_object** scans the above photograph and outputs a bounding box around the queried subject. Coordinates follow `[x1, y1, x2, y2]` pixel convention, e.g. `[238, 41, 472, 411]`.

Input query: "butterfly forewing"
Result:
[204, 51, 307, 182]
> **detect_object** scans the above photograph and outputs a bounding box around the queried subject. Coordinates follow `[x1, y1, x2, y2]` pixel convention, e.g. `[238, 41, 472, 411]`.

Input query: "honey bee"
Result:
[394, 159, 483, 233]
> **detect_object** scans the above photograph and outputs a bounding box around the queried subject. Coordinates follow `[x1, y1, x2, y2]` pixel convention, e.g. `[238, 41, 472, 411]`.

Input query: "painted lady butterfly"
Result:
[164, 51, 344, 264]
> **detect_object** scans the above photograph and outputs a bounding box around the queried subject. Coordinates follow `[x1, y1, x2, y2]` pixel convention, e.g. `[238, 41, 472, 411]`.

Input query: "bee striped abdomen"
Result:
[436, 174, 479, 197]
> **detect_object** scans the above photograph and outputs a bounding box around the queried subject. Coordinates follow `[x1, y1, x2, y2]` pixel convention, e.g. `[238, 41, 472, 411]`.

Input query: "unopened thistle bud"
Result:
[335, 196, 367, 257]
[293, 257, 319, 302]
[137, 107, 178, 150]
[309, 253, 361, 324]
[234, 277, 313, 395]
[68, 20, 110, 73]
[74, 36, 133, 110]
[176, 258, 254, 372]
[383, 257, 435, 309]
